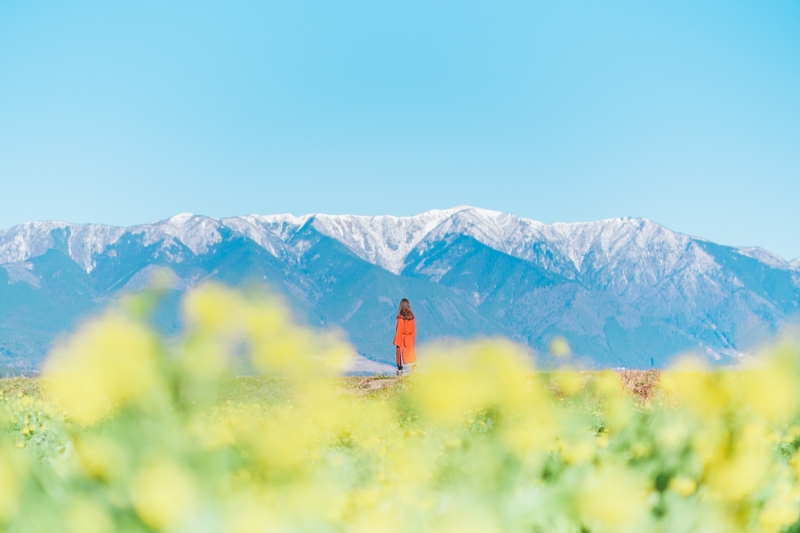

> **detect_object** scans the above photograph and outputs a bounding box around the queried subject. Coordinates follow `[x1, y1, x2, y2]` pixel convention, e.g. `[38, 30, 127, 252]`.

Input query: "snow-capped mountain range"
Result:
[1, 207, 798, 371]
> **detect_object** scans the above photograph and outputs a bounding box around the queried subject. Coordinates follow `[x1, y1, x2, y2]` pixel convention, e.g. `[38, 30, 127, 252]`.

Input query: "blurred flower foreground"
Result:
[3, 284, 800, 533]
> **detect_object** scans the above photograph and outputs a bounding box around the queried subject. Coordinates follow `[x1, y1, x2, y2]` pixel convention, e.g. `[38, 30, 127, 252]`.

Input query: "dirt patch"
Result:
[617, 369, 660, 400]
[350, 376, 399, 395]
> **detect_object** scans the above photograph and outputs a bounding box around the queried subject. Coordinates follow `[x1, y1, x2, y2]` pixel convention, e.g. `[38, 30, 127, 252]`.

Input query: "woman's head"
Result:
[398, 298, 414, 319]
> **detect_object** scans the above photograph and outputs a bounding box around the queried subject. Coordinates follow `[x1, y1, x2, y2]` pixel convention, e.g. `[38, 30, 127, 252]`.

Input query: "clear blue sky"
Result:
[1, 1, 799, 259]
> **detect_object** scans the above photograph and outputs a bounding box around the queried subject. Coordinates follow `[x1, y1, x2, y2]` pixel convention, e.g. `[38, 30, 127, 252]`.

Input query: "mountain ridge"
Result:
[4, 207, 797, 274]
[1, 207, 798, 371]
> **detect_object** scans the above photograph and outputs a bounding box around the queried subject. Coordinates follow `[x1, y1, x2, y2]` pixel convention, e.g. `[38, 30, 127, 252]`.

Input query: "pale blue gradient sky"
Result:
[1, 1, 799, 259]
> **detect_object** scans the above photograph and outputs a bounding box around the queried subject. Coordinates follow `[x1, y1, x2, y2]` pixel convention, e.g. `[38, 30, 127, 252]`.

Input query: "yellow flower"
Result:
[759, 481, 800, 533]
[656, 418, 690, 451]
[740, 351, 800, 422]
[75, 436, 127, 482]
[561, 438, 596, 464]
[411, 339, 537, 424]
[577, 462, 648, 531]
[668, 476, 697, 497]
[661, 357, 728, 420]
[130, 461, 197, 531]
[553, 370, 584, 397]
[182, 282, 248, 333]
[43, 313, 163, 425]
[549, 336, 571, 358]
[0, 450, 24, 521]
[65, 497, 113, 533]
[790, 451, 800, 480]
[706, 424, 771, 501]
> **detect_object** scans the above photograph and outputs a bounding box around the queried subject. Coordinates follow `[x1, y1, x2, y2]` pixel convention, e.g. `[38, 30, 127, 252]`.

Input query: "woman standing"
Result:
[393, 298, 417, 376]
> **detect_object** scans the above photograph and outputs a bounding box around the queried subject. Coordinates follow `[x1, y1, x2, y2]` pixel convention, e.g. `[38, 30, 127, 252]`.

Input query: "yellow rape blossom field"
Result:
[3, 283, 800, 532]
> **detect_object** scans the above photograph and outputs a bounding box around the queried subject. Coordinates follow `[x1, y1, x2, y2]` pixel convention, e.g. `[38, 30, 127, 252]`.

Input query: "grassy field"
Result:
[2, 285, 800, 533]
[1, 369, 664, 407]
[1, 363, 798, 533]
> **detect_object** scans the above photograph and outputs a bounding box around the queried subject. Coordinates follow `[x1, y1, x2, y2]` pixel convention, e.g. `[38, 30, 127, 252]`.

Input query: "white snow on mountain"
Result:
[0, 221, 69, 265]
[221, 214, 313, 257]
[0, 221, 125, 272]
[415, 207, 544, 252]
[402, 209, 735, 309]
[418, 207, 545, 255]
[537, 218, 724, 300]
[736, 247, 793, 270]
[308, 208, 466, 273]
[65, 225, 127, 271]
[538, 218, 692, 274]
[129, 213, 222, 256]
[394, 208, 705, 290]
[0, 214, 225, 272]
[1, 208, 794, 290]
[382, 208, 696, 280]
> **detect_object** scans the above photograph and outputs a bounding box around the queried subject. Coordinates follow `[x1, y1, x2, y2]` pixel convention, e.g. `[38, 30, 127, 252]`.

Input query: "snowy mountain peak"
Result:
[245, 213, 315, 236]
[306, 207, 468, 273]
[219, 214, 313, 257]
[410, 211, 690, 277]
[66, 224, 127, 272]
[1, 208, 794, 284]
[545, 217, 689, 272]
[0, 221, 126, 272]
[170, 212, 196, 223]
[0, 214, 223, 271]
[0, 221, 70, 265]
[130, 214, 222, 256]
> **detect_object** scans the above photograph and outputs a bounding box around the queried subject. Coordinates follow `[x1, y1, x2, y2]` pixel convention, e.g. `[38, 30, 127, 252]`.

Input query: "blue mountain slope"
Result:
[88, 232, 193, 293]
[119, 231, 319, 338]
[403, 234, 704, 367]
[2, 209, 799, 371]
[0, 249, 99, 370]
[699, 241, 800, 314]
[287, 227, 509, 363]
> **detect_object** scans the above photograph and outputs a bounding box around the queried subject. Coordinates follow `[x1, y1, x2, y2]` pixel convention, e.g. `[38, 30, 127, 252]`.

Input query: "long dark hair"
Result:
[397, 298, 414, 320]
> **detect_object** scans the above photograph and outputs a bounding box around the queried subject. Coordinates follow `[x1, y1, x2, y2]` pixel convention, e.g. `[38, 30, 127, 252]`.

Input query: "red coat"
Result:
[393, 316, 417, 364]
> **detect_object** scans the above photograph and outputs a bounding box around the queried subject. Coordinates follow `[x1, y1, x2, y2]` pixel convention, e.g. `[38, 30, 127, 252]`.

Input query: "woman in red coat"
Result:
[393, 298, 417, 376]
